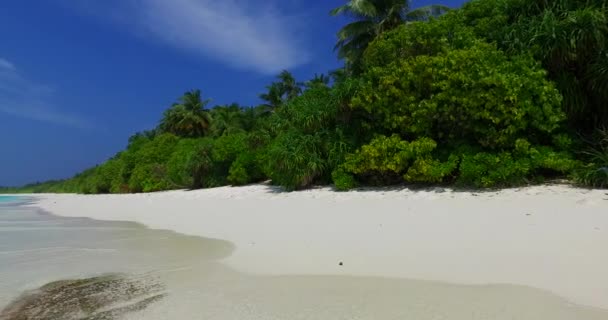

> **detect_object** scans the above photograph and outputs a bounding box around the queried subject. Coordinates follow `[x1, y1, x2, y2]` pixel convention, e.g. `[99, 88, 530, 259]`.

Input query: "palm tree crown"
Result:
[304, 73, 331, 89]
[159, 89, 211, 138]
[259, 70, 302, 112]
[331, 0, 450, 71]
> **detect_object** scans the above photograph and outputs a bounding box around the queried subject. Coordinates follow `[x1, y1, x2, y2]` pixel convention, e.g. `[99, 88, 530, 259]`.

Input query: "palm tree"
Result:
[259, 70, 302, 112]
[331, 0, 450, 71]
[304, 73, 331, 89]
[329, 68, 348, 83]
[277, 70, 302, 100]
[209, 103, 247, 136]
[259, 82, 284, 113]
[159, 89, 211, 137]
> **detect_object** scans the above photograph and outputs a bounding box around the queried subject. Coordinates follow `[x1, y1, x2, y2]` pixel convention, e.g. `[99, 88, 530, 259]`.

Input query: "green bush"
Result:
[262, 131, 328, 190]
[574, 130, 608, 188]
[227, 153, 257, 186]
[186, 138, 218, 189]
[279, 86, 339, 134]
[457, 140, 578, 187]
[355, 40, 565, 149]
[404, 155, 460, 184]
[92, 159, 122, 193]
[575, 165, 608, 189]
[459, 0, 608, 130]
[336, 135, 578, 189]
[212, 133, 250, 164]
[166, 138, 207, 188]
[363, 17, 477, 69]
[129, 164, 170, 193]
[212, 132, 262, 186]
[262, 86, 355, 190]
[127, 134, 179, 192]
[331, 168, 357, 191]
[337, 135, 457, 187]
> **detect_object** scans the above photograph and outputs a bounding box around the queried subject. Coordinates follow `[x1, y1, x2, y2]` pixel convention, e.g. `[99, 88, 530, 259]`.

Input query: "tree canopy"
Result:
[159, 90, 212, 138]
[331, 0, 450, 71]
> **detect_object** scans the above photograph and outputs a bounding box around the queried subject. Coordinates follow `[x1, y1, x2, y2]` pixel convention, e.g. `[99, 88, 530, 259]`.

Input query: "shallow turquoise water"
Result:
[0, 196, 20, 203]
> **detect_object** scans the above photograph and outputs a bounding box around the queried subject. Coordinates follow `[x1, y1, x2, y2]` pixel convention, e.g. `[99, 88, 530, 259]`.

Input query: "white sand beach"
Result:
[24, 184, 608, 313]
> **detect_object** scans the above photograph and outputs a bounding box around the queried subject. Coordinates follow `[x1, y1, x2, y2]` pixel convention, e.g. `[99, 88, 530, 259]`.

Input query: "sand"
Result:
[20, 183, 608, 311]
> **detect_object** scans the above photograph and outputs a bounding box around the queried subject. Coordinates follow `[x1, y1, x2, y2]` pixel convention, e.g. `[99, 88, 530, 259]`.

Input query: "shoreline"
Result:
[15, 183, 608, 310]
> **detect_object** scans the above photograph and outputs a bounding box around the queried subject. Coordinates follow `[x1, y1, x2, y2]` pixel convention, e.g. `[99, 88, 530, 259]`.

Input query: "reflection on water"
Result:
[1, 201, 608, 320]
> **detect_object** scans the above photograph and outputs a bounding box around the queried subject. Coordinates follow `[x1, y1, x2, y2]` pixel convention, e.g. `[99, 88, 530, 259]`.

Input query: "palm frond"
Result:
[331, 0, 378, 18]
[405, 4, 451, 21]
[336, 20, 376, 41]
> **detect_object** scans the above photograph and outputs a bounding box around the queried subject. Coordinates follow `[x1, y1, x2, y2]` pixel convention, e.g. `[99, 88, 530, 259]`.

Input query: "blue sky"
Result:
[0, 0, 466, 186]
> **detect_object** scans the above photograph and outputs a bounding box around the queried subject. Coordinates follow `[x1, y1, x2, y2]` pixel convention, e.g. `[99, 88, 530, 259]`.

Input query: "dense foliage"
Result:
[574, 129, 608, 188]
[458, 0, 608, 130]
[4, 0, 608, 193]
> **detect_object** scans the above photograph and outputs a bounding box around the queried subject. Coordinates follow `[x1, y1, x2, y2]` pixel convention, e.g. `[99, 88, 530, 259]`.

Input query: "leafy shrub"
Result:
[166, 138, 207, 188]
[187, 138, 218, 189]
[279, 86, 340, 134]
[129, 164, 170, 193]
[363, 17, 477, 69]
[262, 131, 328, 190]
[332, 168, 357, 191]
[212, 133, 249, 164]
[574, 130, 608, 188]
[404, 155, 460, 183]
[575, 165, 608, 188]
[92, 159, 122, 193]
[457, 140, 578, 187]
[227, 153, 260, 186]
[459, 0, 608, 130]
[127, 134, 179, 192]
[262, 86, 355, 190]
[355, 40, 565, 149]
[212, 132, 262, 186]
[336, 135, 577, 189]
[338, 135, 457, 187]
[209, 104, 252, 137]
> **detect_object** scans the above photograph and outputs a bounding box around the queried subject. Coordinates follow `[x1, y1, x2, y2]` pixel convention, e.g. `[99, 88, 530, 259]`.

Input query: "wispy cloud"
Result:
[66, 0, 309, 74]
[0, 57, 92, 129]
[0, 58, 15, 71]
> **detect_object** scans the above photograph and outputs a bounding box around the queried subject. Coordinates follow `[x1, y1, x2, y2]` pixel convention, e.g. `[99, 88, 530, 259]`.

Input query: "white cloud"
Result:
[0, 58, 92, 129]
[65, 0, 309, 74]
[0, 58, 15, 71]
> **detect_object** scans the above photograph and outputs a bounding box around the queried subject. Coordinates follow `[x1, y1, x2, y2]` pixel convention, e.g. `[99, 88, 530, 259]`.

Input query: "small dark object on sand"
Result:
[339, 262, 343, 266]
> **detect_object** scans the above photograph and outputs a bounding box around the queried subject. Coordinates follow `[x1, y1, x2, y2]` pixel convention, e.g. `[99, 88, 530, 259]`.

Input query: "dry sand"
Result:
[23, 184, 608, 311]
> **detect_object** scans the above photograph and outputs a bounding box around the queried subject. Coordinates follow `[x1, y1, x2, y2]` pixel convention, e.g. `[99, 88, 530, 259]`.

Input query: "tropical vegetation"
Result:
[3, 0, 607, 194]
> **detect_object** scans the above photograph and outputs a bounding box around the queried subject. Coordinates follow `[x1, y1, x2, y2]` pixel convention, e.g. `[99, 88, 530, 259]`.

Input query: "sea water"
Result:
[1, 200, 607, 320]
[0, 199, 234, 319]
[0, 196, 20, 204]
